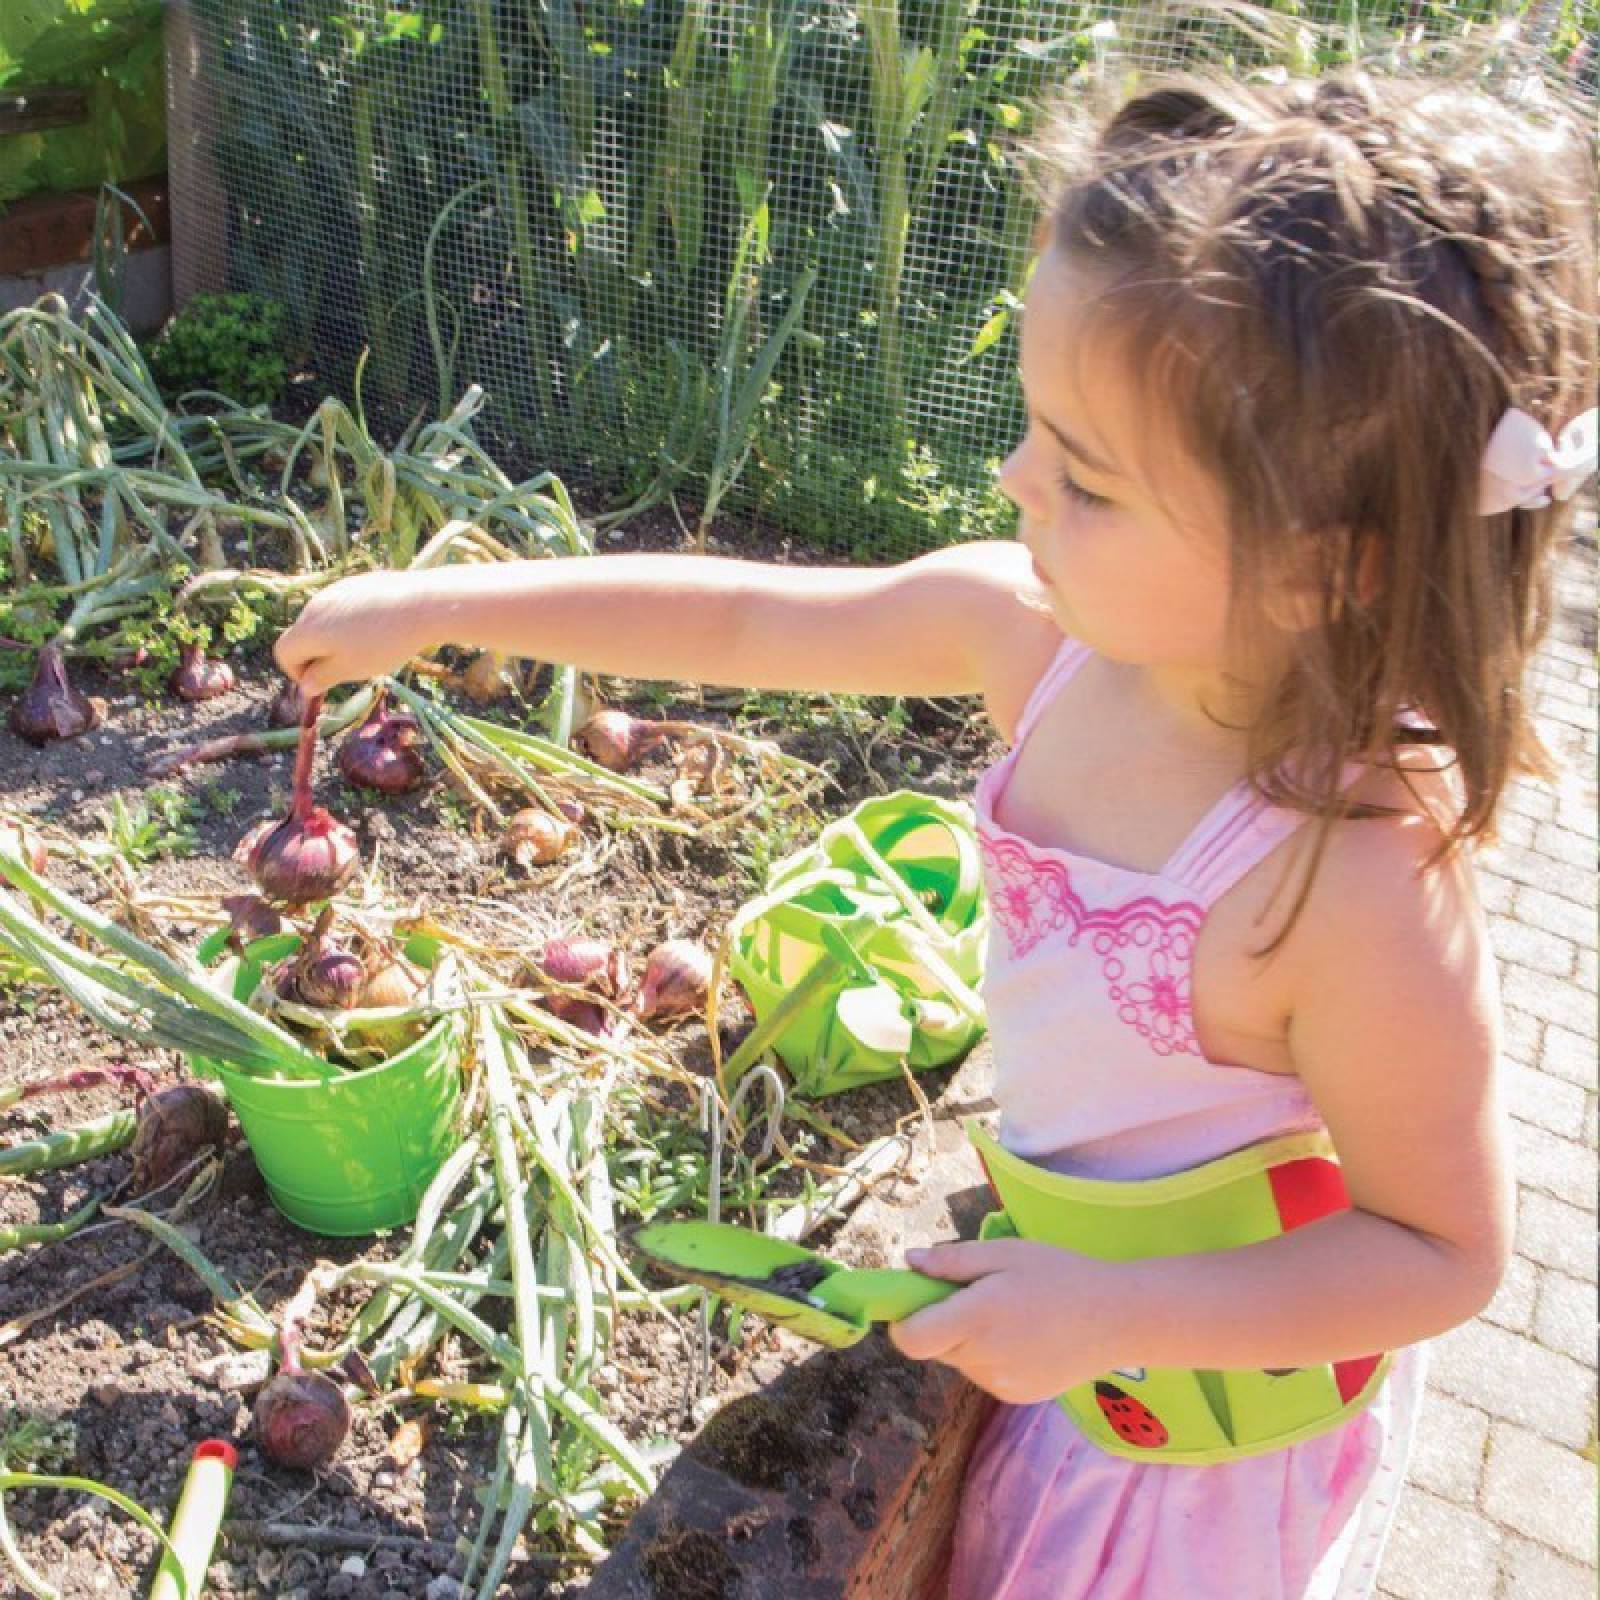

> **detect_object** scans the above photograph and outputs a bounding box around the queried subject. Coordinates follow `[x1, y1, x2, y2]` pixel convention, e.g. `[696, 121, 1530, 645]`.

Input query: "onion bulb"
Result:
[254, 1281, 351, 1471]
[0, 820, 47, 876]
[462, 650, 518, 705]
[171, 644, 236, 702]
[575, 709, 665, 773]
[503, 808, 577, 868]
[337, 708, 426, 795]
[267, 680, 305, 729]
[273, 907, 363, 1009]
[525, 936, 628, 1037]
[237, 693, 359, 905]
[636, 938, 713, 1022]
[129, 1081, 229, 1194]
[9, 644, 101, 746]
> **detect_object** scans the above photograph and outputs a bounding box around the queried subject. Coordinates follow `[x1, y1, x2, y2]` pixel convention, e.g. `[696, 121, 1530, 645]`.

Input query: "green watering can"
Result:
[628, 1220, 956, 1348]
[725, 791, 988, 1098]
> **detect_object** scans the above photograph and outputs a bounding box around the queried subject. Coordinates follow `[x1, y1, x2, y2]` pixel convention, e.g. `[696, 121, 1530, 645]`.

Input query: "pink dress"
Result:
[949, 638, 1428, 1600]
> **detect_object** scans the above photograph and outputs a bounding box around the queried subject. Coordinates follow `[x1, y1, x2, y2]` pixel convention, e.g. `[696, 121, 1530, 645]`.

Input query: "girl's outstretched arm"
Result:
[274, 540, 1053, 703]
[893, 809, 1513, 1401]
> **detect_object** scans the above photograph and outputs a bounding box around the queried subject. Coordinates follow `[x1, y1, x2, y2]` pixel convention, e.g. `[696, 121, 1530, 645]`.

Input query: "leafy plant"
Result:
[97, 788, 201, 866]
[146, 292, 289, 408]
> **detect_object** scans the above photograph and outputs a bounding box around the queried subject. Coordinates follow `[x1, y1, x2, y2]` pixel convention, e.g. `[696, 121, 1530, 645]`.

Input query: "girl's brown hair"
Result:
[1027, 65, 1596, 948]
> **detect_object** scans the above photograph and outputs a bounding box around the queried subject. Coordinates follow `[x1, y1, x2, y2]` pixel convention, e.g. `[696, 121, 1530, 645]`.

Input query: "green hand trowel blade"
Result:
[626, 1221, 956, 1350]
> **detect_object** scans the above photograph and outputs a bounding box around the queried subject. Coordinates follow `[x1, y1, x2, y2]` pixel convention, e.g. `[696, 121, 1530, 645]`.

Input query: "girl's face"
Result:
[998, 246, 1240, 673]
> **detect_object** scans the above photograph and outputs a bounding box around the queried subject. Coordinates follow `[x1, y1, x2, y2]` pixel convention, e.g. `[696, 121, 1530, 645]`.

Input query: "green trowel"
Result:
[627, 1220, 957, 1349]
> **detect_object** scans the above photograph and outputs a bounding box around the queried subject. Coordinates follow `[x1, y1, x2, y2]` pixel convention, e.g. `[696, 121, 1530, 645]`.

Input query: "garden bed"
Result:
[0, 543, 1004, 1599]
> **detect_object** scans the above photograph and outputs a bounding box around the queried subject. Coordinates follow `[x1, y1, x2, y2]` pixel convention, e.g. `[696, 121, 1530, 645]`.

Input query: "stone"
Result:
[1510, 1120, 1598, 1212]
[1502, 1061, 1587, 1139]
[1429, 1319, 1594, 1447]
[1488, 915, 1577, 979]
[1407, 1391, 1489, 1505]
[1482, 1422, 1598, 1564]
[1378, 1488, 1502, 1600]
[1496, 1534, 1597, 1600]
[1480, 1252, 1538, 1336]
[1532, 1271, 1597, 1367]
[1540, 1023, 1598, 1089]
[1502, 964, 1597, 1040]
[1518, 1190, 1598, 1283]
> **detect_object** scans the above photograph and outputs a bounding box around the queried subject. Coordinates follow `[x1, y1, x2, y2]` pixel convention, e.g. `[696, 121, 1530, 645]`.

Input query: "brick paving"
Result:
[1377, 533, 1598, 1600]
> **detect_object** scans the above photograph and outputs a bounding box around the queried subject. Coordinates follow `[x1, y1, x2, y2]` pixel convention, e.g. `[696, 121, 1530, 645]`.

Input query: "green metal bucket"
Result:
[193, 929, 464, 1236]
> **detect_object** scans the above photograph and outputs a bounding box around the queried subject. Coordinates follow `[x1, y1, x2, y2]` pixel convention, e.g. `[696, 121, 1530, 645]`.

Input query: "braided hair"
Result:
[1022, 67, 1595, 949]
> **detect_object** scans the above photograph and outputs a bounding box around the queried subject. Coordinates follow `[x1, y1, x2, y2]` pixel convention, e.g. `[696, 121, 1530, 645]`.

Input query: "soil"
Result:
[0, 510, 1004, 1599]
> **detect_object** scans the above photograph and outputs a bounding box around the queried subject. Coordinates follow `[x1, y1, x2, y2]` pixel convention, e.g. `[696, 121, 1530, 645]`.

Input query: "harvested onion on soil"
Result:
[337, 706, 426, 794]
[267, 679, 306, 729]
[503, 807, 577, 867]
[524, 936, 628, 1037]
[237, 692, 359, 905]
[129, 1081, 229, 1193]
[575, 709, 665, 773]
[9, 643, 101, 745]
[254, 1277, 351, 1471]
[171, 643, 236, 702]
[635, 938, 713, 1022]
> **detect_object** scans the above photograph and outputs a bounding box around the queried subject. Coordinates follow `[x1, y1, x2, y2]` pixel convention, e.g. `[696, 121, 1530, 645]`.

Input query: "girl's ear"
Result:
[1265, 530, 1382, 633]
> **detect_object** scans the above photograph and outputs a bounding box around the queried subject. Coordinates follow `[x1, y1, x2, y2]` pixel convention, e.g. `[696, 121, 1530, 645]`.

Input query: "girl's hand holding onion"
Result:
[275, 569, 435, 695]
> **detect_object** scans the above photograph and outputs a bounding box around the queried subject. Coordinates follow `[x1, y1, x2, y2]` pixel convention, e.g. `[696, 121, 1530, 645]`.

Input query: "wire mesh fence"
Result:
[164, 0, 1596, 563]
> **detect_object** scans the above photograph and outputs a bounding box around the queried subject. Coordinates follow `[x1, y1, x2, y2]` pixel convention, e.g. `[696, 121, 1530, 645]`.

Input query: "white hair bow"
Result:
[1479, 407, 1598, 515]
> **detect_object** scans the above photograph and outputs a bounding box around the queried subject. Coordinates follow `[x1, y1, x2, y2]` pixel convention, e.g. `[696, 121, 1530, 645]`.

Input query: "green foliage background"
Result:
[134, 2, 1600, 557]
[0, 1, 167, 206]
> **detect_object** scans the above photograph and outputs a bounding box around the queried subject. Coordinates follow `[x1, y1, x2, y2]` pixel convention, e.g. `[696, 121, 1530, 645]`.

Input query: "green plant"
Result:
[97, 787, 201, 865]
[146, 292, 288, 407]
[0, 1411, 76, 1476]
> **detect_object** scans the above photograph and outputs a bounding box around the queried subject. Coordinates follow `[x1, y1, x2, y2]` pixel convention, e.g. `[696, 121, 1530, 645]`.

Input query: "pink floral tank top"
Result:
[976, 638, 1333, 1182]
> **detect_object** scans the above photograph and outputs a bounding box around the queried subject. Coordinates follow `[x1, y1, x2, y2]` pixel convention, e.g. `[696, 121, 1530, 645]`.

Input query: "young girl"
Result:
[275, 66, 1596, 1600]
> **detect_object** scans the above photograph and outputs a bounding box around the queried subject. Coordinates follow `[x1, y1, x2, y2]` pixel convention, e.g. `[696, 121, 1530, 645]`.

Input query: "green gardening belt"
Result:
[971, 1124, 1393, 1465]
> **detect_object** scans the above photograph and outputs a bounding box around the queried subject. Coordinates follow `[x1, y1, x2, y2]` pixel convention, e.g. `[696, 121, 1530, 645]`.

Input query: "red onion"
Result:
[9, 644, 101, 745]
[337, 708, 426, 794]
[237, 693, 359, 905]
[636, 938, 713, 1021]
[171, 643, 236, 702]
[220, 893, 286, 951]
[526, 936, 628, 1037]
[274, 907, 364, 1009]
[0, 820, 47, 876]
[254, 1281, 351, 1471]
[267, 679, 306, 729]
[503, 808, 578, 868]
[575, 709, 665, 773]
[129, 1081, 229, 1194]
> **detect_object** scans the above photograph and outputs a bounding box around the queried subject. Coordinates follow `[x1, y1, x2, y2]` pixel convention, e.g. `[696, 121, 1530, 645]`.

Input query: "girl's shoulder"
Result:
[910, 539, 1063, 741]
[1279, 747, 1488, 994]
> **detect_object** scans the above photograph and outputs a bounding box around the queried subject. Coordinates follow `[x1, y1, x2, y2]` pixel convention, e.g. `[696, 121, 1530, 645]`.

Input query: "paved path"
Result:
[1377, 531, 1597, 1600]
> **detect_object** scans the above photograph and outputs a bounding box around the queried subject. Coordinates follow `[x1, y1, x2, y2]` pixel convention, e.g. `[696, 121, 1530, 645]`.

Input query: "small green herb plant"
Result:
[146, 292, 288, 407]
[97, 787, 201, 865]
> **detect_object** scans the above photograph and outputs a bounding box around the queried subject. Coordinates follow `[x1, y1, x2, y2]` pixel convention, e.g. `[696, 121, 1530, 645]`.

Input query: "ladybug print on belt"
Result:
[1093, 1380, 1169, 1448]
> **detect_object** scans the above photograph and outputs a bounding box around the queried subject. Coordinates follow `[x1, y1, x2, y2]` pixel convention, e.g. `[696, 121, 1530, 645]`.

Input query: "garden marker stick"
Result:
[149, 1439, 237, 1600]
